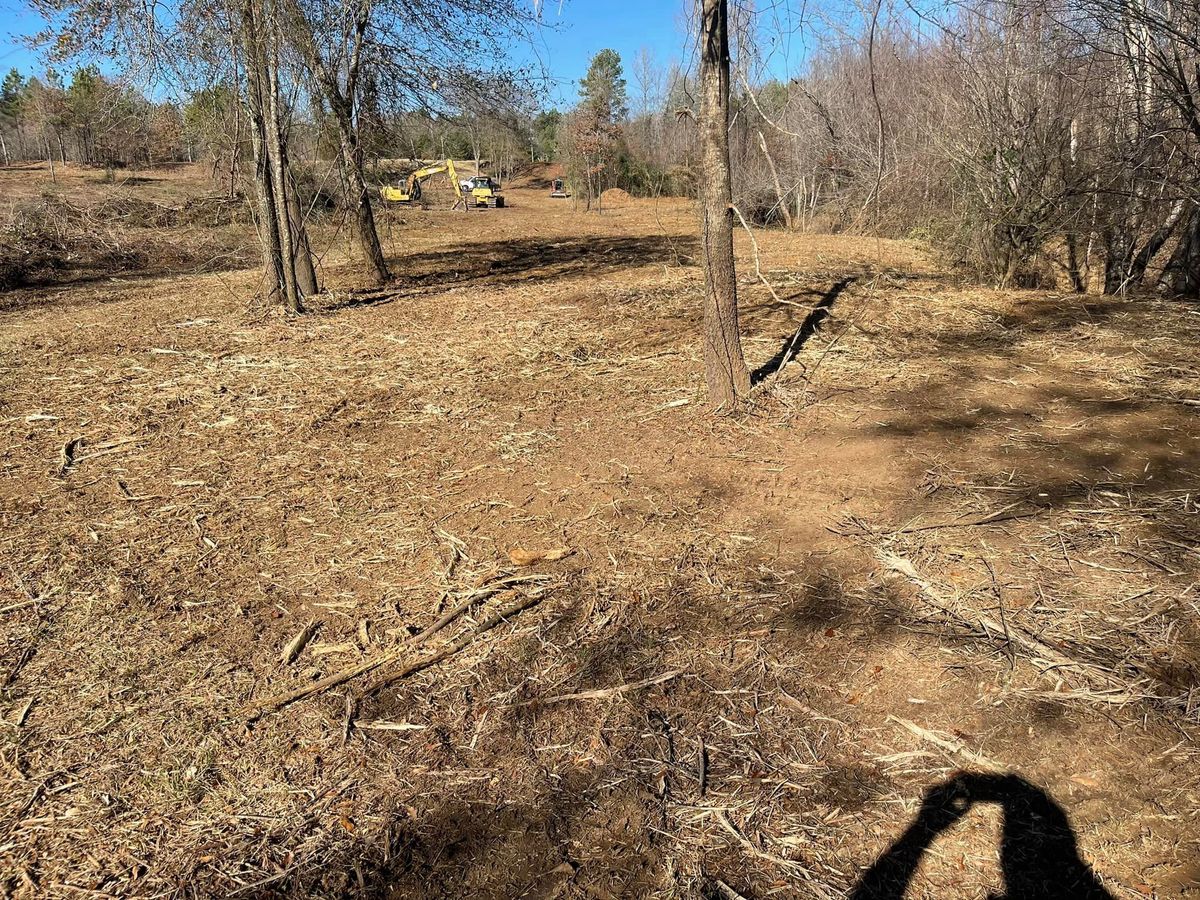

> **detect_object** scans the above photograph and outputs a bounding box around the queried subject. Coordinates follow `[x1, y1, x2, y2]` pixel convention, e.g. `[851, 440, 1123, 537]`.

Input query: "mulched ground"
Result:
[1, 164, 1198, 899]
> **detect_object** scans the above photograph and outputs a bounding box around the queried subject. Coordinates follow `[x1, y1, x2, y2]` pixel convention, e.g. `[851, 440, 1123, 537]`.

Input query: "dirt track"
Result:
[1, 164, 1199, 898]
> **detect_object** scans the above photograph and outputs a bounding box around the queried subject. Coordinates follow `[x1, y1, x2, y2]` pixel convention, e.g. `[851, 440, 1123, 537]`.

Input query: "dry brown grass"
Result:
[1, 162, 1198, 899]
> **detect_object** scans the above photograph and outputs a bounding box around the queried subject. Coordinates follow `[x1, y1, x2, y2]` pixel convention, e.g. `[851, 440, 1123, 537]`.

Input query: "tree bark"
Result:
[699, 0, 750, 407]
[264, 39, 302, 313]
[286, 165, 319, 296]
[244, 39, 287, 306]
[330, 100, 389, 282]
[1065, 232, 1085, 293]
[240, 0, 317, 311]
[1160, 205, 1200, 298]
[284, 0, 390, 284]
[1127, 199, 1184, 288]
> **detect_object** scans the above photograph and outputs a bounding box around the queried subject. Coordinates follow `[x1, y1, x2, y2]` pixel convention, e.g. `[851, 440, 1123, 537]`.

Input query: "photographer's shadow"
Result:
[850, 772, 1114, 900]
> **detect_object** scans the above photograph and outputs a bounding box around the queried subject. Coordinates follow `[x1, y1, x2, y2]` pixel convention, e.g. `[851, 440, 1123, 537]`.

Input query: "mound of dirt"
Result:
[601, 187, 632, 204]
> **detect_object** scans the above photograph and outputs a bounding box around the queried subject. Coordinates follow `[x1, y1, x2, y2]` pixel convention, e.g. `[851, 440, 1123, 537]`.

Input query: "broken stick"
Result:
[360, 591, 544, 695]
[242, 587, 546, 720]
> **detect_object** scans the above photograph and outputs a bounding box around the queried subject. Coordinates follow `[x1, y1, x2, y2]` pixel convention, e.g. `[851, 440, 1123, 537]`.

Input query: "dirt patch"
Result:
[1, 163, 1198, 899]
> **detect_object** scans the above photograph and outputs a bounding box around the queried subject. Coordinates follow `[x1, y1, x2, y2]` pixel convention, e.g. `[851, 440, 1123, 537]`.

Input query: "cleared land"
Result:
[1, 162, 1199, 899]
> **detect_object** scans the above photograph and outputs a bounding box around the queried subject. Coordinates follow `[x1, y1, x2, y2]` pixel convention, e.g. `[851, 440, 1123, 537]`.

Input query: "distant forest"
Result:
[5, 0, 1200, 296]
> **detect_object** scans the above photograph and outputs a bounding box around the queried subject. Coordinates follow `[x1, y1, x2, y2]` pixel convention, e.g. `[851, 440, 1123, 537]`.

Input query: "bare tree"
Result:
[284, 0, 390, 283]
[699, 0, 750, 407]
[31, 0, 321, 309]
[239, 0, 319, 311]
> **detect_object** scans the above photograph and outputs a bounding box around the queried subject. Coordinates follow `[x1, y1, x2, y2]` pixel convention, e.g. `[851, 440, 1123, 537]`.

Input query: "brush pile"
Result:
[0, 194, 254, 297]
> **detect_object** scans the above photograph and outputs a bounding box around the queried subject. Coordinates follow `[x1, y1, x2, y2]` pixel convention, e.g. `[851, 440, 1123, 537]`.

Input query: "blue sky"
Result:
[0, 0, 700, 106]
[533, 0, 692, 105]
[0, 1, 44, 72]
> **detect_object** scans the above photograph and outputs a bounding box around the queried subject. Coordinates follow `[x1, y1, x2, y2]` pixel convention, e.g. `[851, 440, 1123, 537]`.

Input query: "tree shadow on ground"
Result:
[519, 173, 556, 190]
[859, 290, 1200, 546]
[391, 234, 698, 290]
[239, 758, 664, 899]
[927, 297, 1126, 357]
[849, 772, 1114, 900]
[751, 277, 854, 384]
[319, 234, 700, 313]
[0, 256, 254, 314]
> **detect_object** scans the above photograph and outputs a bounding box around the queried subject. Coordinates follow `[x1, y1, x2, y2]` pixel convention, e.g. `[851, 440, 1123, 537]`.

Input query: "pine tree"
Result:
[579, 49, 628, 124]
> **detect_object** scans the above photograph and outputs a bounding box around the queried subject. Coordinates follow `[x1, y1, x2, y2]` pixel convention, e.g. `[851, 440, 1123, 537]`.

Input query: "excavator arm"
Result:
[380, 160, 463, 203]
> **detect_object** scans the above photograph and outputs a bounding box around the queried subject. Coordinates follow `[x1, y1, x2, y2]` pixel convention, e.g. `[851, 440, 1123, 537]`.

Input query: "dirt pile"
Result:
[601, 187, 632, 204]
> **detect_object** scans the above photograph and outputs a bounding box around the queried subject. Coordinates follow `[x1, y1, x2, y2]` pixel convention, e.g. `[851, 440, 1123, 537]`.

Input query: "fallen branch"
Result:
[889, 501, 1041, 534]
[416, 572, 550, 643]
[878, 550, 1150, 698]
[711, 879, 750, 900]
[281, 619, 320, 666]
[834, 502, 1040, 536]
[242, 583, 547, 719]
[711, 809, 834, 899]
[0, 597, 44, 616]
[730, 205, 786, 309]
[536, 669, 683, 705]
[888, 715, 1004, 771]
[361, 590, 545, 695]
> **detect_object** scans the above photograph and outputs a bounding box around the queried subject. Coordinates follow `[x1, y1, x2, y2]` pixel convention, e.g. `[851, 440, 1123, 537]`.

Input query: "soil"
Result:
[1, 161, 1198, 900]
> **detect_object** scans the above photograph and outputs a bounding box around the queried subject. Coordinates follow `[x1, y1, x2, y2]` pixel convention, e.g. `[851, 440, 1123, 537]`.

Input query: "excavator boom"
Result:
[380, 158, 503, 209]
[380, 160, 463, 204]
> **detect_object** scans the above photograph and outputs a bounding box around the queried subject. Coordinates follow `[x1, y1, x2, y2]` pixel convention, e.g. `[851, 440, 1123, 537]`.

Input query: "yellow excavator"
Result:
[380, 159, 459, 204]
[380, 160, 505, 209]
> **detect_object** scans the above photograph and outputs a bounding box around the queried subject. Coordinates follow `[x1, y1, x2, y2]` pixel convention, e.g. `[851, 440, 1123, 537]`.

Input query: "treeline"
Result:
[0, 67, 186, 171]
[544, 0, 1200, 296]
[10, 0, 1200, 297]
[717, 0, 1200, 296]
[0, 66, 542, 184]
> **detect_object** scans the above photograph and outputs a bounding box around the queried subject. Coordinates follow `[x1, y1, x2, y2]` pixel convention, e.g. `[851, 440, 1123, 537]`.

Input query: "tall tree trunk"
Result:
[264, 40, 302, 313]
[287, 0, 390, 286]
[241, 0, 317, 311]
[1065, 232, 1085, 293]
[1121, 198, 1184, 289]
[699, 0, 749, 407]
[1160, 205, 1200, 298]
[331, 103, 389, 282]
[0, 132, 8, 166]
[245, 51, 287, 305]
[286, 165, 319, 295]
[1103, 226, 1134, 294]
